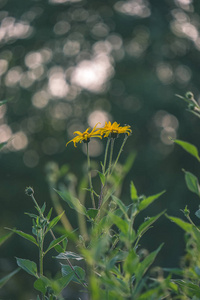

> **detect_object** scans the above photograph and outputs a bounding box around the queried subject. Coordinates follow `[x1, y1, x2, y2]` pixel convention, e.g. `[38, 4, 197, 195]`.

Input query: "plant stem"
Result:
[111, 134, 128, 175]
[102, 138, 110, 174]
[87, 143, 96, 209]
[108, 138, 115, 176]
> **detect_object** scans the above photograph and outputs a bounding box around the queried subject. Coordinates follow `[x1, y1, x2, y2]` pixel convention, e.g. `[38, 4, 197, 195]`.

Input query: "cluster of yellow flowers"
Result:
[66, 121, 132, 147]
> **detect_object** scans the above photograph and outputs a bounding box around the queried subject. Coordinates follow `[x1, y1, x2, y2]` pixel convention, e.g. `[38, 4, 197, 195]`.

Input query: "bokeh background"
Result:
[0, 0, 200, 298]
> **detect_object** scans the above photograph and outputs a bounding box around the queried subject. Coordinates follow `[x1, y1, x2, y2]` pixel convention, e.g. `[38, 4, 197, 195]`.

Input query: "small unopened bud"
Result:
[25, 186, 34, 196]
[185, 91, 194, 100]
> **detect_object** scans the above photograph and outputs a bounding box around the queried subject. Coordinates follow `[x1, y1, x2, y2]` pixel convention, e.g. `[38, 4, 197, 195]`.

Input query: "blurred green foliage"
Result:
[0, 0, 200, 298]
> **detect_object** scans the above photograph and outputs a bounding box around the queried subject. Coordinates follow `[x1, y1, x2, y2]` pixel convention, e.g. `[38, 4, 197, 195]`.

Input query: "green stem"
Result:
[111, 134, 128, 175]
[102, 138, 110, 174]
[108, 138, 115, 176]
[87, 143, 96, 208]
[39, 242, 44, 277]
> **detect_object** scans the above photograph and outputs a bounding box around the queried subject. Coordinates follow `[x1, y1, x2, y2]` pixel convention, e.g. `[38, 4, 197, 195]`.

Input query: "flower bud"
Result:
[25, 186, 34, 196]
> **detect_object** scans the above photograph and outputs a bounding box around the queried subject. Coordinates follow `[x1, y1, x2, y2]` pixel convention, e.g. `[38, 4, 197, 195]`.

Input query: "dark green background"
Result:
[0, 0, 200, 298]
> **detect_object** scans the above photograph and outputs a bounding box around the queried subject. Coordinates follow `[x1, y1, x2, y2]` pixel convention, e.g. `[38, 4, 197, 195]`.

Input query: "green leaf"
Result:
[55, 251, 83, 261]
[138, 191, 165, 211]
[135, 244, 163, 284]
[166, 215, 193, 233]
[16, 258, 38, 278]
[44, 234, 68, 255]
[40, 203, 46, 214]
[61, 264, 86, 284]
[54, 189, 87, 215]
[137, 211, 165, 237]
[111, 195, 129, 217]
[0, 232, 13, 246]
[183, 170, 200, 197]
[53, 273, 75, 295]
[172, 139, 200, 162]
[34, 278, 47, 294]
[24, 212, 38, 219]
[86, 208, 99, 219]
[46, 211, 65, 233]
[109, 213, 129, 235]
[130, 181, 138, 201]
[0, 268, 20, 288]
[6, 228, 38, 246]
[98, 171, 106, 186]
[47, 208, 53, 221]
[123, 249, 139, 275]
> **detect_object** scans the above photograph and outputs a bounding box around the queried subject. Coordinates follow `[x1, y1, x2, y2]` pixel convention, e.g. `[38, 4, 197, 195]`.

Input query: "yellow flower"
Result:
[66, 123, 102, 147]
[99, 121, 132, 138]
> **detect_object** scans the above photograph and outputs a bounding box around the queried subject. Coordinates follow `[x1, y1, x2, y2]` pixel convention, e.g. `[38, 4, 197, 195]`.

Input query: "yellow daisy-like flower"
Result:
[99, 121, 132, 138]
[66, 123, 102, 147]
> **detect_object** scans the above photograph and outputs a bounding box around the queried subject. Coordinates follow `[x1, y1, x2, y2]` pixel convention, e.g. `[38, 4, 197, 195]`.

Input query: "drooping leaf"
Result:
[183, 170, 200, 197]
[46, 211, 65, 233]
[138, 191, 165, 211]
[172, 139, 200, 162]
[0, 268, 20, 288]
[0, 232, 13, 246]
[166, 215, 193, 233]
[16, 258, 38, 278]
[54, 189, 87, 215]
[6, 228, 38, 246]
[55, 251, 83, 261]
[44, 234, 68, 255]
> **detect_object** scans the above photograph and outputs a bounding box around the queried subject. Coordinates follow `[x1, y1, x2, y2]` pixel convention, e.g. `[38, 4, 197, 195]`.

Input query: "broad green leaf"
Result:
[166, 215, 193, 233]
[138, 191, 165, 211]
[135, 244, 163, 284]
[172, 139, 200, 162]
[44, 234, 68, 255]
[61, 264, 86, 284]
[130, 181, 138, 202]
[6, 228, 38, 246]
[0, 268, 20, 288]
[46, 211, 65, 233]
[109, 213, 129, 235]
[34, 278, 47, 294]
[86, 208, 98, 219]
[16, 258, 38, 278]
[111, 195, 129, 217]
[0, 232, 13, 246]
[174, 280, 200, 297]
[55, 251, 83, 261]
[183, 170, 200, 197]
[54, 188, 87, 215]
[137, 211, 165, 237]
